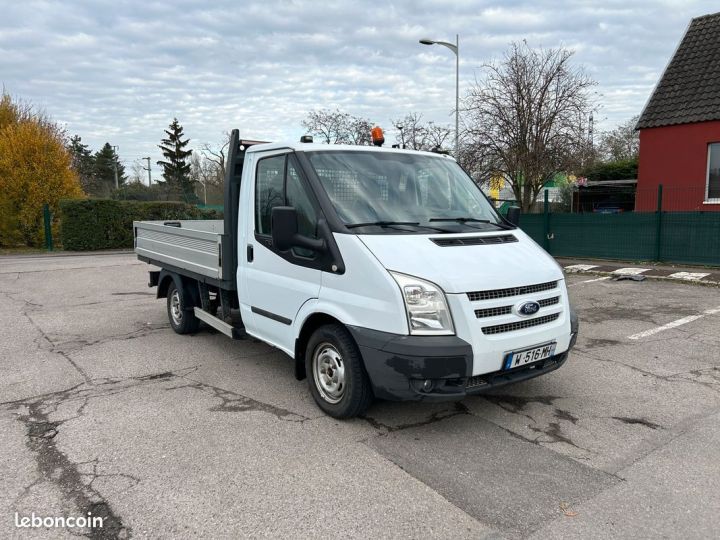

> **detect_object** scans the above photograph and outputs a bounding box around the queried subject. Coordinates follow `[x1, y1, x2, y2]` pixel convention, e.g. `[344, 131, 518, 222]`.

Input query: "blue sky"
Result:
[1, 0, 717, 181]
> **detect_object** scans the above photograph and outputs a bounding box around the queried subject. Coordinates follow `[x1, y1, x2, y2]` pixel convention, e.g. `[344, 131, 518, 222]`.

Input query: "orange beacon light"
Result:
[371, 126, 385, 147]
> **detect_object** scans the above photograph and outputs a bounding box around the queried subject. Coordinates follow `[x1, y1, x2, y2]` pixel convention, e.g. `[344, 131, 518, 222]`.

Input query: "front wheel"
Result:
[305, 324, 373, 418]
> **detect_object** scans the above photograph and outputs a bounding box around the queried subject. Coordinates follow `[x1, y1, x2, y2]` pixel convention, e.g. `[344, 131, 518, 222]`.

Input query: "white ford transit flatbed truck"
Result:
[134, 130, 578, 418]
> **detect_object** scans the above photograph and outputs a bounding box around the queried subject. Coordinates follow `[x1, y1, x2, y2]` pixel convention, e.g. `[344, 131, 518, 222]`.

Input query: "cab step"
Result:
[193, 308, 247, 339]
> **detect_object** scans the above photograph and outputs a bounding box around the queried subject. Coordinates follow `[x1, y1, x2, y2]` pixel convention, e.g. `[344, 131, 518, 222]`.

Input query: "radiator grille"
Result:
[432, 235, 518, 247]
[467, 281, 557, 302]
[482, 313, 560, 335]
[475, 306, 513, 319]
[538, 296, 560, 308]
[474, 296, 560, 319]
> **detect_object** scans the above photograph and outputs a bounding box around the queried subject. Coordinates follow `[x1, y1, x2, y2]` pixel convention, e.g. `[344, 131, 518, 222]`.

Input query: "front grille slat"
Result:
[482, 313, 560, 335]
[474, 305, 513, 318]
[467, 281, 557, 302]
[474, 296, 559, 319]
[432, 235, 517, 247]
[538, 296, 560, 308]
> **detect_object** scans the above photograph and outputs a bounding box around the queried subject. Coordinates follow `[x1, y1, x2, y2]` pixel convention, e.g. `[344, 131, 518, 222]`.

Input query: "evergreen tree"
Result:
[67, 135, 95, 194]
[157, 118, 195, 202]
[93, 143, 125, 197]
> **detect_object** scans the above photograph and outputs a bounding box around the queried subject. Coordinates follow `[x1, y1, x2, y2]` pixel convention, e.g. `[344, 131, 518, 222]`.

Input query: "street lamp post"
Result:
[419, 34, 459, 157]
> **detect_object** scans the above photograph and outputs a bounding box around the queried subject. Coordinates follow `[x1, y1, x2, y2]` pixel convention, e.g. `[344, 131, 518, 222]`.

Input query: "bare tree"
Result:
[347, 116, 373, 145]
[391, 113, 452, 152]
[463, 42, 597, 211]
[128, 160, 146, 184]
[392, 112, 427, 150]
[425, 121, 452, 151]
[301, 108, 373, 145]
[201, 131, 230, 181]
[599, 115, 639, 162]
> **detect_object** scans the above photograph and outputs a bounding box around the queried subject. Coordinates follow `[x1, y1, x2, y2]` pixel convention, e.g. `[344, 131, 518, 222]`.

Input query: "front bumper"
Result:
[348, 318, 577, 401]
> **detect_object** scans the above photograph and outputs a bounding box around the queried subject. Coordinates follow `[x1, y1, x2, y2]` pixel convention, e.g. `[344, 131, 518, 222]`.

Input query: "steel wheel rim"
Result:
[312, 342, 346, 404]
[170, 289, 183, 326]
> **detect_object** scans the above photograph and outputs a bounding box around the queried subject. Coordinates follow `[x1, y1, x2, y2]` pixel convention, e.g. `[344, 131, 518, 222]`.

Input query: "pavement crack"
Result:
[529, 422, 585, 450]
[14, 397, 132, 539]
[612, 416, 662, 430]
[170, 376, 307, 422]
[361, 402, 470, 433]
[578, 349, 720, 392]
[482, 394, 561, 423]
[22, 309, 92, 384]
[49, 323, 172, 355]
[480, 395, 593, 455]
[554, 408, 579, 424]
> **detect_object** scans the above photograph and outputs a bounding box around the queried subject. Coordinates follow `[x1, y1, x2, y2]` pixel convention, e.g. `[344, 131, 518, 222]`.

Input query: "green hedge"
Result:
[59, 199, 222, 250]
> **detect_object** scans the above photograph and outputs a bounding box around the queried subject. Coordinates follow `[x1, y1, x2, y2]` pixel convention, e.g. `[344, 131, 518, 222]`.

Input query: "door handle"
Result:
[247, 244, 254, 262]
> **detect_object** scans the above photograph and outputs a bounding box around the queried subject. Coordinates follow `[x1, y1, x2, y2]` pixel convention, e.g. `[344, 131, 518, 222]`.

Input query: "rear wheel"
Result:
[305, 324, 373, 418]
[166, 280, 200, 334]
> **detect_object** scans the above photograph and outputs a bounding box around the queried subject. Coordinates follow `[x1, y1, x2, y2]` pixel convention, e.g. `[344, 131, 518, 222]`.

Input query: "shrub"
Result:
[581, 159, 638, 182]
[0, 95, 84, 247]
[59, 199, 221, 251]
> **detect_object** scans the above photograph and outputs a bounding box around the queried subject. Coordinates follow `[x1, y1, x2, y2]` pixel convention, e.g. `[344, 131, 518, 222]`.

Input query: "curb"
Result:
[561, 263, 720, 287]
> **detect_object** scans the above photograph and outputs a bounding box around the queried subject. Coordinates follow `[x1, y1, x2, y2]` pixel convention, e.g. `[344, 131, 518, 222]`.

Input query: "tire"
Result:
[166, 280, 200, 335]
[305, 323, 373, 418]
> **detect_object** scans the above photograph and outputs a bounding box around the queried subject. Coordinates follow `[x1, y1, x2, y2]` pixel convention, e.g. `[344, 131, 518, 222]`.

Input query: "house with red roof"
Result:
[636, 12, 720, 211]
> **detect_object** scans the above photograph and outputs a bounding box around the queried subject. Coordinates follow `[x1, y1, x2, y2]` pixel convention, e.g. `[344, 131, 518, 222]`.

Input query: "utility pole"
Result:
[143, 157, 152, 186]
[111, 145, 119, 189]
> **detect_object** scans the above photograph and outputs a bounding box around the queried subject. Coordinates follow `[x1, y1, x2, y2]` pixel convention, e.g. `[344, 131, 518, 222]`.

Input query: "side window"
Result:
[708, 143, 720, 201]
[255, 155, 285, 235]
[286, 159, 318, 258]
[255, 154, 319, 258]
[286, 159, 318, 240]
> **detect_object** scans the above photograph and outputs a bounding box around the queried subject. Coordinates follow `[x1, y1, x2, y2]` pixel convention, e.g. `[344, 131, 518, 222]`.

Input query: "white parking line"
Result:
[613, 267, 650, 275]
[628, 306, 720, 340]
[564, 264, 599, 272]
[667, 272, 711, 281]
[569, 276, 611, 286]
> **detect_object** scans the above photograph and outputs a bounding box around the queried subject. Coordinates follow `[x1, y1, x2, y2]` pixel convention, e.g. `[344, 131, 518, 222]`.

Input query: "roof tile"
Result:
[637, 12, 720, 129]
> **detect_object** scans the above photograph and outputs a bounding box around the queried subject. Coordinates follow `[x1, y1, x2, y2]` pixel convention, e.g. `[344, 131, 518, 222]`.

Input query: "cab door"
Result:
[241, 151, 322, 354]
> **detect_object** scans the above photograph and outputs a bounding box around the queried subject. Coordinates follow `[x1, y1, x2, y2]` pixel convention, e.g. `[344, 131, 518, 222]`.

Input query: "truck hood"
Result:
[358, 230, 563, 294]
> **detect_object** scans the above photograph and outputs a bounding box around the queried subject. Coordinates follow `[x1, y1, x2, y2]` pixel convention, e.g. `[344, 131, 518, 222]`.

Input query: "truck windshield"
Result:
[306, 151, 504, 233]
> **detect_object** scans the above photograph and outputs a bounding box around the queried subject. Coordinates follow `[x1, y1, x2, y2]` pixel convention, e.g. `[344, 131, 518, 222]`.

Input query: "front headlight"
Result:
[389, 271, 455, 335]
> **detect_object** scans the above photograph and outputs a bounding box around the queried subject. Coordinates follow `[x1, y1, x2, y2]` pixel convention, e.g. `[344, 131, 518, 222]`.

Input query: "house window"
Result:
[707, 143, 720, 201]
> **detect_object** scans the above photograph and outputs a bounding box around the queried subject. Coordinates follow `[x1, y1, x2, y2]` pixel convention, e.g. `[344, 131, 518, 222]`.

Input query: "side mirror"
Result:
[271, 206, 325, 253]
[506, 206, 521, 226]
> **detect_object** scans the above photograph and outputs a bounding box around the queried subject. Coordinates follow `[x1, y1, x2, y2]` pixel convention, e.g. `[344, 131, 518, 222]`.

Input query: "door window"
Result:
[255, 155, 285, 235]
[255, 154, 319, 257]
[286, 159, 318, 240]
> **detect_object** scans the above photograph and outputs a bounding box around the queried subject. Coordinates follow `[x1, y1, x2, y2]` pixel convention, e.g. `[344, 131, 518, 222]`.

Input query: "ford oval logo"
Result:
[517, 301, 540, 316]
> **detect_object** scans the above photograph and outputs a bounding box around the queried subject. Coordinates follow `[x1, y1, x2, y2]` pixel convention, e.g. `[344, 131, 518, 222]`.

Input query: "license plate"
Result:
[504, 342, 556, 370]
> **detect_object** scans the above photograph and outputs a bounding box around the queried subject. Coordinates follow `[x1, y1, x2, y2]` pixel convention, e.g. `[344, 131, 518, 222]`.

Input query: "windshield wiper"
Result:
[429, 217, 490, 223]
[345, 221, 453, 233]
[346, 221, 420, 229]
[429, 217, 515, 230]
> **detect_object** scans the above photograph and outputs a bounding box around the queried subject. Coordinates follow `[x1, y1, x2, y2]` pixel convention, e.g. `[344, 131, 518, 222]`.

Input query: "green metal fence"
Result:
[518, 185, 720, 266]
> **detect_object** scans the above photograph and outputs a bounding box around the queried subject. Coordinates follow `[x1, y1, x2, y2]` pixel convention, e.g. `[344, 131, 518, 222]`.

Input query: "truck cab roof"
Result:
[245, 141, 456, 160]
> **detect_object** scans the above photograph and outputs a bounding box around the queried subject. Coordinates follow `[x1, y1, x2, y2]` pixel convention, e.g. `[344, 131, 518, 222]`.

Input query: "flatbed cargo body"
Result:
[134, 220, 236, 289]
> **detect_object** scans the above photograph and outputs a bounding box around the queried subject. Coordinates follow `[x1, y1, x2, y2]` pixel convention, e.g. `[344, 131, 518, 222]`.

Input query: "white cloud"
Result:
[1, 0, 716, 178]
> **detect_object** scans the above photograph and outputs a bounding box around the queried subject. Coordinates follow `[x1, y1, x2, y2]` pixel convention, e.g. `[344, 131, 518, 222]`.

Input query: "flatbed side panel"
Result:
[137, 255, 236, 290]
[134, 220, 223, 279]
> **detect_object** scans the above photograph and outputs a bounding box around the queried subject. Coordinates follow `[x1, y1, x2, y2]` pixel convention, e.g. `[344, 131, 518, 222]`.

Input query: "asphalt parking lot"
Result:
[1, 253, 719, 539]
